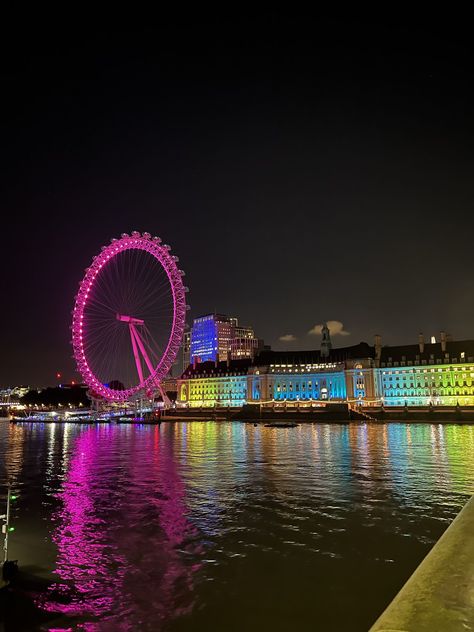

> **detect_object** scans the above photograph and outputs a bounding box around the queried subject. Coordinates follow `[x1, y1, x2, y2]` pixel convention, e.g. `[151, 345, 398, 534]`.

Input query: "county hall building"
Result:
[177, 325, 474, 409]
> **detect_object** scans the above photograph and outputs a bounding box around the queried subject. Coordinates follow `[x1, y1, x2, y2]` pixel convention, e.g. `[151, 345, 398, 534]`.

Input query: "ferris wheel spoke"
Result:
[99, 327, 129, 387]
[89, 279, 118, 315]
[138, 267, 171, 301]
[142, 323, 165, 357]
[128, 254, 170, 308]
[86, 294, 116, 313]
[84, 327, 121, 371]
[137, 286, 173, 316]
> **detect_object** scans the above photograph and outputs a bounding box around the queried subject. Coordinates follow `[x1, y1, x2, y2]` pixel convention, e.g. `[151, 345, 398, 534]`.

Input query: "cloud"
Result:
[279, 334, 297, 342]
[308, 320, 350, 337]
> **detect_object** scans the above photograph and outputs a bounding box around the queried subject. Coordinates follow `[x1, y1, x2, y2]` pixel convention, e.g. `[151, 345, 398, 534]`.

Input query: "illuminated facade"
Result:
[178, 342, 377, 408]
[248, 362, 347, 403]
[376, 334, 474, 406]
[190, 314, 235, 363]
[178, 331, 474, 408]
[190, 313, 262, 363]
[178, 360, 251, 407]
[376, 364, 474, 406]
[247, 345, 377, 405]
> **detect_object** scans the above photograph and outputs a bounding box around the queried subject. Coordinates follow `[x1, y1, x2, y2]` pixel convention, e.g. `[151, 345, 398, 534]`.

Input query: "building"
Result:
[190, 314, 234, 363]
[178, 325, 474, 408]
[230, 336, 263, 360]
[178, 359, 252, 407]
[161, 376, 178, 394]
[181, 331, 191, 373]
[178, 324, 377, 408]
[375, 333, 474, 406]
[248, 342, 377, 405]
[190, 313, 263, 363]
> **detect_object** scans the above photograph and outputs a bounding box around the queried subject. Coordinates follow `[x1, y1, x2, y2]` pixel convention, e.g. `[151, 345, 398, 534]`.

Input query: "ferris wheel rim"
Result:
[71, 232, 188, 401]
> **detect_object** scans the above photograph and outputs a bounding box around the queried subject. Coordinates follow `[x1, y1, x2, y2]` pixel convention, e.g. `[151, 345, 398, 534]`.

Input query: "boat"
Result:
[264, 422, 298, 428]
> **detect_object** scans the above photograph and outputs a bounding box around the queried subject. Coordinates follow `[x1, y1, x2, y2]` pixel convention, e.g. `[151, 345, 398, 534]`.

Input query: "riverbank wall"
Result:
[7, 404, 474, 424]
[369, 494, 474, 631]
[164, 404, 474, 423]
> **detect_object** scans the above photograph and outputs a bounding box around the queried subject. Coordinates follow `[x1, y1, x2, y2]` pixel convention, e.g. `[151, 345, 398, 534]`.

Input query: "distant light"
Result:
[431, 336, 436, 344]
[56, 372, 61, 379]
[71, 380, 75, 385]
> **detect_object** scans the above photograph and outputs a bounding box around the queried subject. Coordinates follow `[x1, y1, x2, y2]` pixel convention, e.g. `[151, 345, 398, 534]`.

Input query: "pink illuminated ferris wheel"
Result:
[71, 232, 188, 402]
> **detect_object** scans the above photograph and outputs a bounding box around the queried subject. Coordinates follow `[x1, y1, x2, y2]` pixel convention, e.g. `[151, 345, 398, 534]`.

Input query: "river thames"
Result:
[1, 420, 473, 631]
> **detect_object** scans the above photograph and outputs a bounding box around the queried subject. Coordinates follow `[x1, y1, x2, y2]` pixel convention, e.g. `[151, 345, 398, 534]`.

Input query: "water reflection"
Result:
[39, 425, 201, 629]
[0, 421, 473, 631]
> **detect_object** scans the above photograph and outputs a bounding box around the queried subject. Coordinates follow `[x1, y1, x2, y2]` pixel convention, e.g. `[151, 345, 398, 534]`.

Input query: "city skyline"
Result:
[2, 14, 474, 632]
[2, 16, 474, 386]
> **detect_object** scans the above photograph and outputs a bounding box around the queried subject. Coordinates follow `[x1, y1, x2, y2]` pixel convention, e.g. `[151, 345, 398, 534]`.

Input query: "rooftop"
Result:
[182, 358, 253, 378]
[255, 342, 375, 365]
[379, 339, 474, 364]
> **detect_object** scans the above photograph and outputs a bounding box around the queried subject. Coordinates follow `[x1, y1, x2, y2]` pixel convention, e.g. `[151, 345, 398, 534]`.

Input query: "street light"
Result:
[1, 484, 18, 564]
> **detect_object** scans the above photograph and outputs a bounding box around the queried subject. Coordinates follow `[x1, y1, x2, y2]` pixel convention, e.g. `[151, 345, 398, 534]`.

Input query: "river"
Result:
[1, 420, 473, 631]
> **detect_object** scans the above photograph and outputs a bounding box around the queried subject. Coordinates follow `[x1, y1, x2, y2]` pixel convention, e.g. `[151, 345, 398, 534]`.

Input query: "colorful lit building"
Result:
[246, 343, 377, 405]
[178, 326, 474, 408]
[178, 359, 252, 407]
[375, 334, 474, 406]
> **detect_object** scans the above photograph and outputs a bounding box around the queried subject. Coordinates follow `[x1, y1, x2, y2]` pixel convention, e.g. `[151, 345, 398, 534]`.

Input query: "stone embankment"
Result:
[369, 495, 474, 632]
[164, 404, 474, 423]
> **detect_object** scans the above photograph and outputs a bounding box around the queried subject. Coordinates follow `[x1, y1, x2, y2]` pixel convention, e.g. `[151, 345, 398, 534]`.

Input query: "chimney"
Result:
[418, 333, 425, 354]
[374, 334, 382, 360]
[440, 331, 447, 353]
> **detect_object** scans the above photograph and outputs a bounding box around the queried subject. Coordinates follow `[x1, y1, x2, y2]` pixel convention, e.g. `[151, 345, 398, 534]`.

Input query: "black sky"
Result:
[2, 15, 474, 386]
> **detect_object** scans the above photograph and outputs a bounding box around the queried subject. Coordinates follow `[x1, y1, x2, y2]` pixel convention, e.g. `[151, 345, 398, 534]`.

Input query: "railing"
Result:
[369, 495, 474, 631]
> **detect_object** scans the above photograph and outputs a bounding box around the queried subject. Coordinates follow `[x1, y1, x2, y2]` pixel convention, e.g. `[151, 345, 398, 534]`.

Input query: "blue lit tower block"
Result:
[190, 314, 234, 363]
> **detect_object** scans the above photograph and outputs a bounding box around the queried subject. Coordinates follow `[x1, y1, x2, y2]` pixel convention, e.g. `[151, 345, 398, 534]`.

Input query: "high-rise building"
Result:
[234, 325, 254, 339]
[190, 313, 263, 364]
[190, 314, 234, 363]
[230, 337, 263, 360]
[181, 331, 191, 373]
[229, 323, 262, 360]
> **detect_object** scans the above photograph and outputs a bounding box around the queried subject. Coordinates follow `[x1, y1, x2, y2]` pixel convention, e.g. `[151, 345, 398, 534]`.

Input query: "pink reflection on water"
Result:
[38, 426, 201, 630]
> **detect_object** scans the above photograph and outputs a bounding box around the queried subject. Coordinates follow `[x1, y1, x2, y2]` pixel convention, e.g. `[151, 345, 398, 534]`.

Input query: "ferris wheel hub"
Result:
[116, 314, 145, 325]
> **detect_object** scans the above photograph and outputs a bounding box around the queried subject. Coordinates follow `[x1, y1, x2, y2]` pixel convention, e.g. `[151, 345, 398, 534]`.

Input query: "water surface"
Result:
[1, 421, 473, 631]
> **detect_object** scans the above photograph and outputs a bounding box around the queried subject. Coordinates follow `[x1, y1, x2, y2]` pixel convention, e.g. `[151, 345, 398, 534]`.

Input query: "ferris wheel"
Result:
[71, 232, 188, 402]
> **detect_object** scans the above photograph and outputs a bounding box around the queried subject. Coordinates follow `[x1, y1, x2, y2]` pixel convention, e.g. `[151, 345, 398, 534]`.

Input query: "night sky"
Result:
[2, 15, 474, 387]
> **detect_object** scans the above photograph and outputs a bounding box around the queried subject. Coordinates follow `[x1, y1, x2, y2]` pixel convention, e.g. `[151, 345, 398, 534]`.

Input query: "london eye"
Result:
[71, 232, 188, 402]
